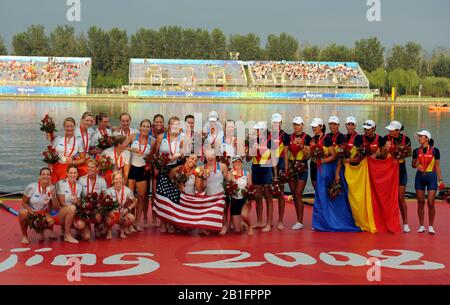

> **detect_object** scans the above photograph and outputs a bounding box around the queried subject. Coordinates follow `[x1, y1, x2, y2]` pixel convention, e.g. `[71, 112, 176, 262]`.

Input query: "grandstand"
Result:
[129, 58, 372, 100]
[0, 56, 92, 95]
[247, 61, 368, 87]
[129, 59, 247, 87]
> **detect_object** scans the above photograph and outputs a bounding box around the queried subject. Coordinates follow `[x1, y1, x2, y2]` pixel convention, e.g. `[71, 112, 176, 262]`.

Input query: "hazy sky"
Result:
[1, 0, 449, 52]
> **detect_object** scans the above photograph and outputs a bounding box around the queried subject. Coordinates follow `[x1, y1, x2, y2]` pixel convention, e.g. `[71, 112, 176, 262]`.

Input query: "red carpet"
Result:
[0, 198, 449, 285]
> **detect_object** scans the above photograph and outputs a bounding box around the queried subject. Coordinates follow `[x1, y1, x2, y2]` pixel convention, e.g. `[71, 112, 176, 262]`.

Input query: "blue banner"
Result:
[0, 86, 88, 95]
[129, 90, 373, 100]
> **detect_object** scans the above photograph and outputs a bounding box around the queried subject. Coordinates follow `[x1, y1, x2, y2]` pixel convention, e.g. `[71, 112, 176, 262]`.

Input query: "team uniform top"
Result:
[52, 135, 84, 163]
[383, 134, 412, 163]
[219, 135, 237, 157]
[101, 147, 131, 169]
[159, 133, 183, 166]
[206, 162, 224, 195]
[113, 127, 138, 138]
[56, 179, 83, 206]
[288, 132, 312, 163]
[129, 133, 153, 167]
[413, 146, 441, 172]
[105, 186, 135, 208]
[78, 174, 108, 198]
[75, 126, 94, 153]
[23, 182, 52, 212]
[91, 127, 113, 149]
[268, 129, 290, 167]
[310, 134, 333, 164]
[231, 170, 248, 200]
[344, 133, 362, 159]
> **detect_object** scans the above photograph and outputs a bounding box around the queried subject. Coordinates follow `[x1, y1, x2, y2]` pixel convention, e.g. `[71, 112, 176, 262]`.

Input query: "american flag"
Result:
[153, 174, 226, 231]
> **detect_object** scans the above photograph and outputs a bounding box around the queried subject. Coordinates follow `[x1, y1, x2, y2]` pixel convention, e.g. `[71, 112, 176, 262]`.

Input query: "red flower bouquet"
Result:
[171, 167, 190, 190]
[76, 192, 100, 220]
[223, 180, 239, 197]
[328, 181, 343, 201]
[27, 213, 49, 233]
[40, 114, 57, 142]
[42, 146, 59, 164]
[96, 155, 115, 174]
[310, 144, 325, 163]
[97, 193, 119, 215]
[96, 136, 114, 150]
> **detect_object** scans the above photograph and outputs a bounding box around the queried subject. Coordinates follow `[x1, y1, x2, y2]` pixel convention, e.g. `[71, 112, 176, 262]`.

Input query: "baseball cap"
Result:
[292, 116, 304, 125]
[362, 120, 376, 129]
[310, 118, 324, 127]
[271, 113, 282, 123]
[386, 120, 402, 131]
[328, 116, 340, 124]
[416, 130, 432, 140]
[208, 111, 218, 122]
[253, 121, 267, 130]
[345, 116, 357, 124]
[232, 156, 243, 163]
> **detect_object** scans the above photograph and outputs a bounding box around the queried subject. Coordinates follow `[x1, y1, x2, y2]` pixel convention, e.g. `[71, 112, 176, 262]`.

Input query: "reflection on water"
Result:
[0, 100, 448, 193]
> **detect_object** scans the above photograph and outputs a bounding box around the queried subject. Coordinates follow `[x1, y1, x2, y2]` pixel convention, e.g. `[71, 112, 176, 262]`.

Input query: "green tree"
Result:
[85, 26, 112, 87]
[49, 25, 78, 57]
[265, 33, 299, 61]
[367, 68, 387, 92]
[387, 42, 422, 73]
[432, 55, 450, 78]
[210, 28, 227, 59]
[0, 36, 7, 55]
[319, 43, 354, 62]
[159, 26, 183, 58]
[422, 77, 450, 97]
[12, 25, 50, 56]
[228, 33, 264, 60]
[129, 28, 161, 58]
[354, 37, 384, 72]
[388, 68, 407, 94]
[301, 45, 320, 61]
[109, 28, 129, 83]
[403, 69, 420, 95]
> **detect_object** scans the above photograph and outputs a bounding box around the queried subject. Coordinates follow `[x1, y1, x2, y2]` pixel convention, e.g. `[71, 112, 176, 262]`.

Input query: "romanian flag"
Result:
[344, 158, 401, 234]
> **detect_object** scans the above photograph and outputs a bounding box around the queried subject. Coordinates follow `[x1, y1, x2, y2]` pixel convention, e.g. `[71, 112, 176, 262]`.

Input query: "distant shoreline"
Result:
[0, 94, 449, 105]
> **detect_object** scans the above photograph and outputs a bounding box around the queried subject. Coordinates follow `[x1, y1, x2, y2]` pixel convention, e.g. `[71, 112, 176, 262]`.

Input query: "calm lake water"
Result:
[0, 100, 448, 194]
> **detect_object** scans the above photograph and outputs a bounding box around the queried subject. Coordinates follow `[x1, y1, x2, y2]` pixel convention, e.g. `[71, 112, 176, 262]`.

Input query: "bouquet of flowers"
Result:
[216, 151, 231, 167]
[289, 160, 308, 175]
[337, 143, 353, 159]
[146, 153, 170, 175]
[438, 184, 449, 204]
[40, 114, 57, 142]
[97, 193, 119, 215]
[42, 146, 59, 164]
[171, 167, 190, 190]
[241, 185, 255, 201]
[76, 192, 100, 220]
[310, 144, 325, 163]
[328, 181, 343, 201]
[96, 155, 115, 175]
[271, 179, 282, 196]
[27, 213, 49, 233]
[96, 136, 114, 150]
[223, 180, 239, 197]
[278, 169, 292, 184]
[390, 144, 412, 159]
[358, 142, 373, 157]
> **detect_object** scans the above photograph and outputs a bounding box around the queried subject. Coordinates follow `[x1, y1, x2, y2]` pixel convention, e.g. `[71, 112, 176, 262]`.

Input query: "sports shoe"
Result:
[403, 224, 411, 233]
[417, 225, 425, 233]
[291, 222, 304, 230]
[428, 226, 435, 234]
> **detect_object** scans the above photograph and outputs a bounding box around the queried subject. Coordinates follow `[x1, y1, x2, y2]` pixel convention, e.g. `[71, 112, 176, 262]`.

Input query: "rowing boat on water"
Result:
[428, 105, 450, 111]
